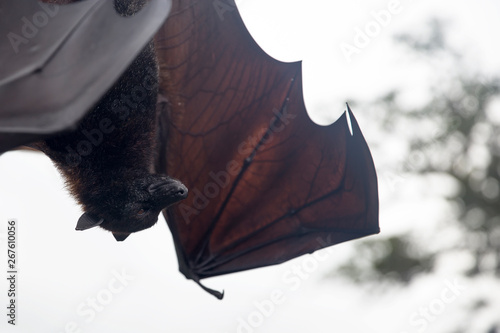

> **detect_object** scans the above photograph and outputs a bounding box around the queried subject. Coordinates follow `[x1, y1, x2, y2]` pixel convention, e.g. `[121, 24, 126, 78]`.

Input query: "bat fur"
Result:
[36, 0, 187, 239]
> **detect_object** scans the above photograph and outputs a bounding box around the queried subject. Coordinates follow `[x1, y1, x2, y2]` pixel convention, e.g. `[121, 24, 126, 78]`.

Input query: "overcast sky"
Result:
[1, 0, 500, 332]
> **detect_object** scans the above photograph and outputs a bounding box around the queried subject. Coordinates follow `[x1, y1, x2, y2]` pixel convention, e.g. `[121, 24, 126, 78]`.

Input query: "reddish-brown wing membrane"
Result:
[155, 1, 379, 298]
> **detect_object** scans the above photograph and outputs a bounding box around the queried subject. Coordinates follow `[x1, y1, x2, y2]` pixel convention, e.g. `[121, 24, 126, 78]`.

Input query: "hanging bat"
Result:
[0, 0, 379, 299]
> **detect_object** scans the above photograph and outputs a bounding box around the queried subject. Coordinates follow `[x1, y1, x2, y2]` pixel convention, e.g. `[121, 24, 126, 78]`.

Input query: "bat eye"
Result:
[137, 208, 147, 217]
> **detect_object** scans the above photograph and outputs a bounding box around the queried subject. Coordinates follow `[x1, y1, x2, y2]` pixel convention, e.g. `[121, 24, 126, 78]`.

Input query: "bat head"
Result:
[75, 174, 188, 241]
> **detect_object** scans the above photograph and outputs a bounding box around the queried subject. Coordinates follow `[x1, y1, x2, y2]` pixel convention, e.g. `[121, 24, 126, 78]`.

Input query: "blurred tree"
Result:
[329, 19, 500, 332]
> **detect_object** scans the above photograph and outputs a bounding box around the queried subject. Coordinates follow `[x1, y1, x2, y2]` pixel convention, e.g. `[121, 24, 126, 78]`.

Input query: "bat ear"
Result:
[75, 212, 104, 231]
[112, 232, 131, 242]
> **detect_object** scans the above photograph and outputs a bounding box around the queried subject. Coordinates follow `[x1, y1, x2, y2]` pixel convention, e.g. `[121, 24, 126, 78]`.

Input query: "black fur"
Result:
[37, 0, 187, 236]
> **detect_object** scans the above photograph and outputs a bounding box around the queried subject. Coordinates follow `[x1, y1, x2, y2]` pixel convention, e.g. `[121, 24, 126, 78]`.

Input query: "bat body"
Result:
[34, 0, 187, 241]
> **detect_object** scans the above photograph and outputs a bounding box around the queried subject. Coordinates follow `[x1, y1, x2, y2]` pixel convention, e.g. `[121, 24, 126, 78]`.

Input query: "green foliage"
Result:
[336, 236, 434, 284]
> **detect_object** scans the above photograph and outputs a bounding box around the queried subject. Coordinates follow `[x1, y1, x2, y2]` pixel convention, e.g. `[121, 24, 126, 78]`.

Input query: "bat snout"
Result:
[168, 182, 188, 202]
[148, 177, 188, 202]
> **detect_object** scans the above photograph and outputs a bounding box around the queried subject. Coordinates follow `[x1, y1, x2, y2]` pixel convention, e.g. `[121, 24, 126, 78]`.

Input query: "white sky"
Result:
[1, 0, 500, 332]
[239, 0, 500, 124]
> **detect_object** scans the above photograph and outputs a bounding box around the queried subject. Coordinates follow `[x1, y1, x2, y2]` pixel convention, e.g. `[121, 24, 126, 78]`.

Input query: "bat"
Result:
[0, 0, 379, 299]
[1, 0, 186, 242]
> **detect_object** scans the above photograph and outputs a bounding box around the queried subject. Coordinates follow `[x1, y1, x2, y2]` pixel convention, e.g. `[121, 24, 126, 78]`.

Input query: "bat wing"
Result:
[0, 0, 171, 153]
[156, 1, 379, 298]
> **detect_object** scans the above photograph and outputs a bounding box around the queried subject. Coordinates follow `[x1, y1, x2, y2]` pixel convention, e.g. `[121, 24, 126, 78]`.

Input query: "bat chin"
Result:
[107, 195, 188, 242]
[102, 217, 159, 239]
[108, 222, 153, 242]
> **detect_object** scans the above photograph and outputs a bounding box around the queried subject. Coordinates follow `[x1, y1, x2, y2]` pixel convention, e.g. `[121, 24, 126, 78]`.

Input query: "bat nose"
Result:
[148, 177, 188, 199]
[174, 183, 188, 198]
